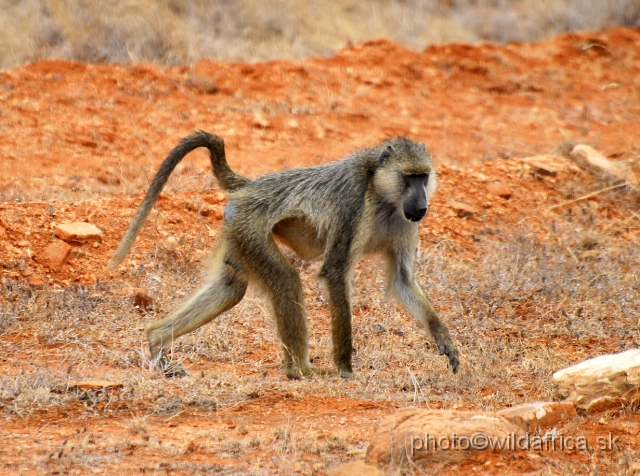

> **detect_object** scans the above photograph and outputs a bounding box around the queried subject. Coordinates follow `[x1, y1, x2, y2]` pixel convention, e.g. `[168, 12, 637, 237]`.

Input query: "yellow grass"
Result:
[0, 0, 638, 69]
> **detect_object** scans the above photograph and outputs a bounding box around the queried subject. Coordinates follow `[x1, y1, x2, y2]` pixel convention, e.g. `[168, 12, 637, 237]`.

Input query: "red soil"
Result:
[1, 27, 639, 474]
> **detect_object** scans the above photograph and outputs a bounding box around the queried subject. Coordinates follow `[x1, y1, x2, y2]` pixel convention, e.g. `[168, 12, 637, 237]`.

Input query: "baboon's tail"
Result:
[106, 131, 250, 271]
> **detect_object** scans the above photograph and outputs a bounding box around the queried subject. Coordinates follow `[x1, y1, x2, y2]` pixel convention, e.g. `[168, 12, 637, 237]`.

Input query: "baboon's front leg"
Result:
[386, 249, 460, 373]
[320, 246, 356, 379]
[324, 274, 354, 378]
[414, 290, 459, 373]
[147, 246, 247, 377]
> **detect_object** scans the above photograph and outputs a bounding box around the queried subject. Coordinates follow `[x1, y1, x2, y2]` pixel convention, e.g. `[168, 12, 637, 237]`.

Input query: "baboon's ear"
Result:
[421, 143, 426, 151]
[379, 145, 394, 165]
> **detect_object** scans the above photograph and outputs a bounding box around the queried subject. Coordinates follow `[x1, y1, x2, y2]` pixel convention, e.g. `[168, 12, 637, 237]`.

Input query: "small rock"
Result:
[111, 287, 154, 310]
[327, 461, 384, 476]
[521, 155, 561, 176]
[552, 349, 640, 413]
[360, 75, 383, 86]
[133, 290, 153, 310]
[2, 242, 20, 254]
[366, 408, 522, 469]
[27, 275, 43, 286]
[96, 172, 121, 186]
[486, 182, 512, 199]
[186, 200, 221, 217]
[43, 240, 72, 269]
[16, 240, 29, 247]
[252, 115, 271, 129]
[55, 222, 103, 243]
[447, 200, 480, 218]
[183, 78, 218, 95]
[497, 401, 577, 432]
[569, 145, 637, 186]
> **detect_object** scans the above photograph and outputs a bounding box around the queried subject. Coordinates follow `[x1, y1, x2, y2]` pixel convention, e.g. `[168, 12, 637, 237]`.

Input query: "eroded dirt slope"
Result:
[1, 28, 639, 475]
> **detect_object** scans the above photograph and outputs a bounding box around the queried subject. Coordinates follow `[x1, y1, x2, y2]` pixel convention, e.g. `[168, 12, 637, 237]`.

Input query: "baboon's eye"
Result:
[403, 174, 429, 197]
[404, 173, 429, 185]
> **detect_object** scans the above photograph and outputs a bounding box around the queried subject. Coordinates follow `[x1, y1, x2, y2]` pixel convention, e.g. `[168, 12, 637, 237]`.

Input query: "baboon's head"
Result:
[373, 138, 437, 222]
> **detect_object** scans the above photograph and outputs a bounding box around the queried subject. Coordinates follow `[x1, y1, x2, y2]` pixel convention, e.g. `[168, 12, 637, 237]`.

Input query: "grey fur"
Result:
[107, 132, 459, 378]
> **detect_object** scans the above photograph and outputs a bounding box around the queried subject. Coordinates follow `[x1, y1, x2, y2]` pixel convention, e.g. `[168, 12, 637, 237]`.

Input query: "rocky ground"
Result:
[1, 27, 639, 474]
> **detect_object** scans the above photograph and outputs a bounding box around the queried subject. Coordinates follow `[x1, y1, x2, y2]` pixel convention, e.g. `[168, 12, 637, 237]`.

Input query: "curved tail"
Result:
[106, 131, 249, 271]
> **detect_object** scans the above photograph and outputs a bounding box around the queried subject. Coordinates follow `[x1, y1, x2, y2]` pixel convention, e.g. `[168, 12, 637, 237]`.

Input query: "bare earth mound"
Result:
[1, 28, 639, 474]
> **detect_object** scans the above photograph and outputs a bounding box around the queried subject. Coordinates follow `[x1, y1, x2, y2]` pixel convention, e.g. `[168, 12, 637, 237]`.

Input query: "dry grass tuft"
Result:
[0, 0, 638, 69]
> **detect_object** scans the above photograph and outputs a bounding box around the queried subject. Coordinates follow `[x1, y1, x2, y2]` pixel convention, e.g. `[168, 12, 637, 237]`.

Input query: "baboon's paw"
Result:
[434, 331, 460, 374]
[283, 364, 327, 380]
[152, 349, 187, 378]
[335, 362, 354, 379]
[339, 368, 355, 379]
[438, 343, 459, 374]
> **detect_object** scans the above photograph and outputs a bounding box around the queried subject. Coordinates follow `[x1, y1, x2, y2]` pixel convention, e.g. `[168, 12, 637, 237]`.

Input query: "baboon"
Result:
[107, 131, 459, 378]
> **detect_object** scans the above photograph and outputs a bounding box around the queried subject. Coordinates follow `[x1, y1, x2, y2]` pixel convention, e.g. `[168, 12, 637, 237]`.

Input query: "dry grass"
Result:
[2, 220, 638, 416]
[1, 195, 638, 472]
[0, 0, 639, 69]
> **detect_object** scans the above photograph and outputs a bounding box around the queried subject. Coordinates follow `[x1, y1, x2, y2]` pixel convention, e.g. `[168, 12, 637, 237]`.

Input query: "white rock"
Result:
[497, 401, 577, 432]
[552, 349, 640, 413]
[570, 145, 637, 186]
[55, 222, 103, 243]
[447, 200, 480, 218]
[521, 155, 563, 176]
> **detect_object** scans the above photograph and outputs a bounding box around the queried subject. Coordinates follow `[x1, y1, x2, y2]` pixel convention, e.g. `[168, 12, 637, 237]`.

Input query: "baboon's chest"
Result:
[364, 213, 415, 254]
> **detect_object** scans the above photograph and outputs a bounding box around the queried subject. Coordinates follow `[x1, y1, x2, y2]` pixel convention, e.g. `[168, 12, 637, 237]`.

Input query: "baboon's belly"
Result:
[273, 218, 325, 260]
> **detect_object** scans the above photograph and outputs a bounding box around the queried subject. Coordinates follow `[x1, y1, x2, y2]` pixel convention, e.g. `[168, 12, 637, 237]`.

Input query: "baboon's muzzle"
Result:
[404, 206, 427, 222]
[403, 174, 429, 222]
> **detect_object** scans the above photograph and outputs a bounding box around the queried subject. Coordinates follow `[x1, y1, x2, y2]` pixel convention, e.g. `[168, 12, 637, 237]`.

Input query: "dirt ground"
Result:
[1, 28, 639, 474]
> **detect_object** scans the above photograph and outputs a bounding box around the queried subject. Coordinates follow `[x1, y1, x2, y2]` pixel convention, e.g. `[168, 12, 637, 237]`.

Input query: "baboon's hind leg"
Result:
[147, 244, 248, 377]
[238, 235, 316, 379]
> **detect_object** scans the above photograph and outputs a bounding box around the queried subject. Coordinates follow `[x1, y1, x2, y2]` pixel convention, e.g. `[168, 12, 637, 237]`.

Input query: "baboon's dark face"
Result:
[373, 139, 437, 222]
[402, 173, 430, 222]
